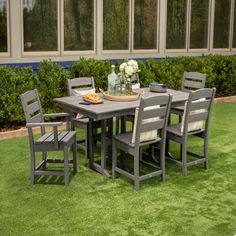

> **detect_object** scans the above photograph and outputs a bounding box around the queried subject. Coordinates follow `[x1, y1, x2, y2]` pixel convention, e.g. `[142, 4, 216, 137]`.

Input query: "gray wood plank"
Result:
[54, 89, 189, 120]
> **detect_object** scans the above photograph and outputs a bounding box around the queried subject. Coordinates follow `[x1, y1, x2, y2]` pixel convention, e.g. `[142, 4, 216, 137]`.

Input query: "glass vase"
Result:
[125, 81, 132, 95]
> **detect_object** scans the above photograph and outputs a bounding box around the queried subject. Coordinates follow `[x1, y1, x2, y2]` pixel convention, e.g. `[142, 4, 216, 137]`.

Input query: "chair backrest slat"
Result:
[183, 80, 204, 90]
[142, 95, 170, 107]
[182, 72, 206, 92]
[190, 100, 211, 111]
[30, 113, 43, 123]
[140, 119, 165, 133]
[20, 89, 43, 123]
[21, 89, 37, 103]
[191, 88, 213, 100]
[28, 101, 41, 114]
[142, 107, 166, 120]
[188, 111, 208, 123]
[67, 77, 95, 96]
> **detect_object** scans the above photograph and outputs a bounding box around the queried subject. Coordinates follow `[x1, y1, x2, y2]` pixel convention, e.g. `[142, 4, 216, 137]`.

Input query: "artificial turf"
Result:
[0, 102, 236, 236]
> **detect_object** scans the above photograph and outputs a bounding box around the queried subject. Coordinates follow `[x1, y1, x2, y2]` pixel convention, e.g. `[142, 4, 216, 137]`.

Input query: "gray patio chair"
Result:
[171, 71, 206, 120]
[166, 88, 216, 176]
[67, 77, 101, 158]
[20, 89, 77, 186]
[112, 94, 172, 191]
[115, 74, 140, 134]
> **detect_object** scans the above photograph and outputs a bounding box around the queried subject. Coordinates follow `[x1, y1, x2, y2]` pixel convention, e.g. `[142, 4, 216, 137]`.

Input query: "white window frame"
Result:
[21, 0, 60, 57]
[165, 0, 211, 53]
[165, 0, 189, 53]
[231, 0, 236, 50]
[188, 0, 211, 52]
[61, 0, 96, 56]
[102, 0, 132, 55]
[132, 0, 160, 54]
[0, 0, 10, 57]
[211, 0, 232, 52]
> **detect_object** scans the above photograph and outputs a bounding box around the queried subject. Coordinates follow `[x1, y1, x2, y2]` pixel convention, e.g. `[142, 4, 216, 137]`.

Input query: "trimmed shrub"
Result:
[1, 55, 236, 128]
[0, 66, 34, 127]
[71, 58, 112, 91]
[35, 59, 70, 114]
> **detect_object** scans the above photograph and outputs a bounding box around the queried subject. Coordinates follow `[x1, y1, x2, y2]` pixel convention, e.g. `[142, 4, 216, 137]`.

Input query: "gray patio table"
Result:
[54, 88, 189, 177]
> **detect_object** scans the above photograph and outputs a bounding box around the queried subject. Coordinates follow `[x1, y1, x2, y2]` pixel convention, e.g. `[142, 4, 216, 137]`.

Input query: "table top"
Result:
[54, 88, 189, 120]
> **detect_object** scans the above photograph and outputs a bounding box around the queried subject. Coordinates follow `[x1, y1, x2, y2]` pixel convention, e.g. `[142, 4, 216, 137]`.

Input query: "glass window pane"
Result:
[64, 0, 94, 51]
[0, 0, 7, 53]
[166, 0, 187, 49]
[190, 0, 209, 49]
[233, 1, 236, 48]
[134, 0, 157, 50]
[23, 0, 58, 52]
[103, 0, 129, 50]
[213, 0, 230, 48]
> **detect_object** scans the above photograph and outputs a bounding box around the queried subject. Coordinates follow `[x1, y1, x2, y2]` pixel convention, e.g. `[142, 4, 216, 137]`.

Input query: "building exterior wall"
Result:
[0, 0, 236, 65]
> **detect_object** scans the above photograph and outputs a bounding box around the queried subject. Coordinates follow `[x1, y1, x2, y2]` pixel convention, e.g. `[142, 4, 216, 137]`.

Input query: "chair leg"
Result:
[42, 151, 47, 170]
[73, 137, 78, 173]
[181, 141, 188, 176]
[204, 135, 208, 169]
[180, 144, 183, 161]
[121, 116, 126, 133]
[115, 117, 120, 135]
[160, 142, 166, 182]
[112, 140, 117, 179]
[134, 150, 140, 191]
[64, 146, 69, 186]
[85, 126, 88, 159]
[93, 127, 98, 146]
[139, 147, 143, 172]
[30, 149, 35, 184]
[178, 115, 182, 123]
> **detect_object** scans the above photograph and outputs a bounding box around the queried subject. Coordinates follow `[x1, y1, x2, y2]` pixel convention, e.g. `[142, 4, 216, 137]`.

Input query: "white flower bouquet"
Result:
[118, 59, 140, 83]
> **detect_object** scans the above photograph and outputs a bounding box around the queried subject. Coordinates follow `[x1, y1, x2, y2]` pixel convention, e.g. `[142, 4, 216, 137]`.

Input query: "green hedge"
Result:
[1, 55, 236, 128]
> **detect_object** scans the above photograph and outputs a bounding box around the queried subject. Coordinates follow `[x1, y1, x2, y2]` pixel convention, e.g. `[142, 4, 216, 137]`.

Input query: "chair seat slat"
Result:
[36, 132, 54, 143]
[61, 131, 76, 143]
[36, 131, 73, 144]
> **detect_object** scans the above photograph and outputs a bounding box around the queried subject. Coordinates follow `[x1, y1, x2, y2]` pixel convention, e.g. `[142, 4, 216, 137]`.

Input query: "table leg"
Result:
[88, 118, 110, 178]
[88, 118, 94, 168]
[101, 119, 107, 170]
[165, 113, 175, 159]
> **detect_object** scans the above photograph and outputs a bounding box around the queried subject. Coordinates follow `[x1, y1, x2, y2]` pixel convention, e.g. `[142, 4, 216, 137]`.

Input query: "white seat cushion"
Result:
[181, 98, 205, 133]
[131, 105, 160, 144]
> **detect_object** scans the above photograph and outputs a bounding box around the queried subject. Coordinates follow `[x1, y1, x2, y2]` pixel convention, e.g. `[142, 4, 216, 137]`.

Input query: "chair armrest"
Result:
[26, 122, 63, 128]
[43, 113, 71, 118]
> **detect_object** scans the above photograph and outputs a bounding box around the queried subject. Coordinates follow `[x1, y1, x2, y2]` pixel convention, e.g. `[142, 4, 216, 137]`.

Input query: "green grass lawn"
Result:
[0, 102, 236, 236]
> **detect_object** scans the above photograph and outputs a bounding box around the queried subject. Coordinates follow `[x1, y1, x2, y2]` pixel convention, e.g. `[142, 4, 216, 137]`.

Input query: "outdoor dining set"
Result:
[20, 67, 216, 191]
